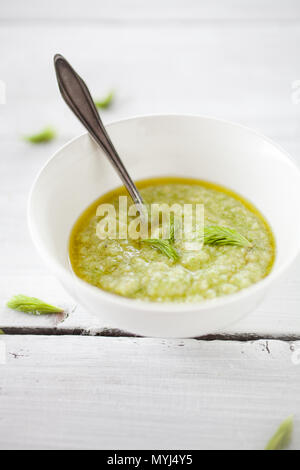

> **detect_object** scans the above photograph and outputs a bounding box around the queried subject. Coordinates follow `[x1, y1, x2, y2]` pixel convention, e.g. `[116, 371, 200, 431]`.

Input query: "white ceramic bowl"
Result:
[28, 115, 300, 337]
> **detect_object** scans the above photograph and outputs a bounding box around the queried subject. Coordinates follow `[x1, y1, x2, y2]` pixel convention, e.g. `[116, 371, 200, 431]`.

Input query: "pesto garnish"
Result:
[94, 91, 114, 109]
[7, 295, 63, 315]
[142, 215, 179, 261]
[203, 226, 252, 248]
[265, 416, 293, 450]
[23, 127, 57, 144]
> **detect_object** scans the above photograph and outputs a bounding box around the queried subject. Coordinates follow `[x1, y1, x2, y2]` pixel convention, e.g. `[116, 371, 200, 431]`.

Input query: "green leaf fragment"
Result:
[203, 226, 252, 248]
[142, 214, 179, 261]
[265, 416, 293, 450]
[94, 91, 114, 109]
[169, 213, 175, 243]
[0, 329, 5, 335]
[142, 238, 179, 262]
[7, 295, 63, 315]
[23, 127, 57, 144]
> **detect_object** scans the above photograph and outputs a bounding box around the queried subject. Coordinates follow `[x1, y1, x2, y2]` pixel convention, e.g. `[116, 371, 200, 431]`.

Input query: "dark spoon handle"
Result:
[54, 54, 144, 208]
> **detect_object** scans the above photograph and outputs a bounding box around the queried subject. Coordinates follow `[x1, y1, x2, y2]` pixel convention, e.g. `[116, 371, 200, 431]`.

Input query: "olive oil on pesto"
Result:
[69, 177, 275, 302]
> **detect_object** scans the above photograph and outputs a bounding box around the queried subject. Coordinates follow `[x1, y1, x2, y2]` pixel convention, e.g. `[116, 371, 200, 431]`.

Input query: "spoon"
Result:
[53, 54, 145, 214]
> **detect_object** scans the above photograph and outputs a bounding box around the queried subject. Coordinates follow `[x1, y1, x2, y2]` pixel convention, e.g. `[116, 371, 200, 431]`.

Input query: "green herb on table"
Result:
[7, 295, 63, 315]
[23, 127, 57, 144]
[0, 329, 5, 335]
[142, 216, 179, 262]
[265, 416, 293, 450]
[203, 226, 252, 248]
[94, 91, 114, 109]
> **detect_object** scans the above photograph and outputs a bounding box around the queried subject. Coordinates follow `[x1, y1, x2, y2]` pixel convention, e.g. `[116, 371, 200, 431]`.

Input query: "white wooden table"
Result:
[1, 0, 300, 450]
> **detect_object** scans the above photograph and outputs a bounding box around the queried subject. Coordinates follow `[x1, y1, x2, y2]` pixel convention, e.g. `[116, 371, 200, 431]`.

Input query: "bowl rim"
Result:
[28, 113, 300, 313]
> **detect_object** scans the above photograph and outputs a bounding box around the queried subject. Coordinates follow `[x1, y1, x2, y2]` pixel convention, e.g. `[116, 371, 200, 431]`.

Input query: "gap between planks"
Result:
[1, 327, 300, 343]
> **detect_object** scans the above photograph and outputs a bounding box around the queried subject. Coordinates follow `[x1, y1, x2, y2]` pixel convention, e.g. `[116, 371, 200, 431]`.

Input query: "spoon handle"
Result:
[54, 54, 144, 208]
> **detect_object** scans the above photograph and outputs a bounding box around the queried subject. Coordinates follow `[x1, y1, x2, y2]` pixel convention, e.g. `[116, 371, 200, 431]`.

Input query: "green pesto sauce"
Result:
[69, 177, 275, 302]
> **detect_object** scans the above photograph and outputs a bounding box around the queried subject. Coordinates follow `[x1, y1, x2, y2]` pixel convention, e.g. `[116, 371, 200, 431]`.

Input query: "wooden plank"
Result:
[1, 0, 300, 21]
[0, 336, 299, 450]
[1, 22, 300, 139]
[1, 262, 300, 338]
